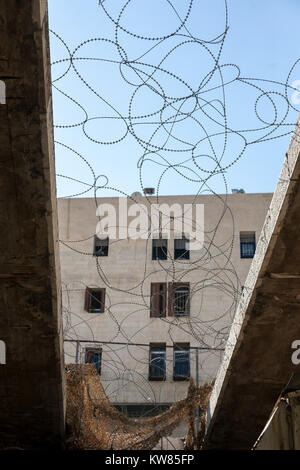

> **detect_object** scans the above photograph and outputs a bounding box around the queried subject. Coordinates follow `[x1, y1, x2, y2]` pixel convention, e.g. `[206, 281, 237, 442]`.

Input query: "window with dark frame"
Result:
[150, 282, 190, 317]
[84, 287, 106, 313]
[85, 347, 102, 375]
[240, 232, 256, 259]
[173, 343, 190, 380]
[152, 238, 168, 260]
[174, 238, 190, 260]
[173, 283, 190, 317]
[149, 344, 166, 380]
[93, 236, 109, 257]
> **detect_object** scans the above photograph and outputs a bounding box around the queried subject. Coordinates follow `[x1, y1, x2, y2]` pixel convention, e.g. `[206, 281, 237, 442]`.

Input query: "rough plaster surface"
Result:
[0, 0, 65, 449]
[204, 119, 300, 449]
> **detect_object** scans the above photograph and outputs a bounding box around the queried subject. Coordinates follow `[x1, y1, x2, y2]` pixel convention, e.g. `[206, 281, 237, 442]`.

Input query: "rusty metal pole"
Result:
[195, 348, 199, 439]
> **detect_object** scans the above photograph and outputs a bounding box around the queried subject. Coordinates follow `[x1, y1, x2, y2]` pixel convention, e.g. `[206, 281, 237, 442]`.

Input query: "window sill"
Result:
[148, 376, 166, 381]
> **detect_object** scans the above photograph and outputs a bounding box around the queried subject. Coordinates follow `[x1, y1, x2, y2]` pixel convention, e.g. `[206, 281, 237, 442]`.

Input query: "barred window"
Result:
[84, 287, 106, 313]
[150, 282, 190, 317]
[149, 344, 166, 380]
[240, 232, 256, 259]
[152, 238, 168, 260]
[173, 344, 190, 380]
[174, 238, 190, 260]
[93, 236, 109, 257]
[173, 283, 190, 317]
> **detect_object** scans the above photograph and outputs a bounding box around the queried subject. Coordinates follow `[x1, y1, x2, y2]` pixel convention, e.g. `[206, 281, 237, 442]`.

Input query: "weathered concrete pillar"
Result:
[0, 0, 65, 449]
[203, 120, 300, 449]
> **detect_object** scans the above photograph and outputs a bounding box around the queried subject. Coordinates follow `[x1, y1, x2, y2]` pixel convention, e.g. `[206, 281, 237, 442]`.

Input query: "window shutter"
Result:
[100, 288, 106, 313]
[161, 283, 167, 317]
[150, 283, 160, 317]
[151, 283, 167, 317]
[84, 287, 90, 312]
[168, 282, 174, 316]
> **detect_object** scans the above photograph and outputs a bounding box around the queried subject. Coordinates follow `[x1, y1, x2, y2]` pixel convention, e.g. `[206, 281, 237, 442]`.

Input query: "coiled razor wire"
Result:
[49, 0, 300, 441]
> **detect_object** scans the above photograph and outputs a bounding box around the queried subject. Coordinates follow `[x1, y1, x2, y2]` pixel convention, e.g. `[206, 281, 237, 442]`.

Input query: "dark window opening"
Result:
[94, 236, 109, 257]
[84, 287, 105, 313]
[173, 344, 190, 380]
[240, 232, 256, 259]
[174, 238, 190, 260]
[113, 403, 170, 418]
[85, 348, 102, 375]
[152, 238, 168, 260]
[149, 344, 166, 380]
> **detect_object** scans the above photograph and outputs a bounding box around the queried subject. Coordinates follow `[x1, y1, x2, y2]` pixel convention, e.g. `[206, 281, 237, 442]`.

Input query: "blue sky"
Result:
[48, 0, 300, 198]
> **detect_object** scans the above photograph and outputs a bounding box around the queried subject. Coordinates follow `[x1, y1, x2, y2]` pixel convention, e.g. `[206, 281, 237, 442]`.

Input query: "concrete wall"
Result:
[203, 119, 300, 450]
[0, 0, 65, 450]
[58, 193, 272, 405]
[255, 391, 300, 450]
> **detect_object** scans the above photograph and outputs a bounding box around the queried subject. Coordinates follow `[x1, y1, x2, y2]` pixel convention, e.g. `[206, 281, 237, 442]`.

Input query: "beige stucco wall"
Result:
[58, 193, 272, 405]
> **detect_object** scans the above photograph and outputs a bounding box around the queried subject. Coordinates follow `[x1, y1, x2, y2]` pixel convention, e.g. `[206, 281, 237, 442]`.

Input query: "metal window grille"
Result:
[85, 288, 105, 313]
[173, 347, 190, 380]
[94, 236, 109, 257]
[152, 238, 168, 260]
[174, 238, 190, 260]
[173, 284, 190, 317]
[240, 232, 256, 259]
[149, 347, 166, 380]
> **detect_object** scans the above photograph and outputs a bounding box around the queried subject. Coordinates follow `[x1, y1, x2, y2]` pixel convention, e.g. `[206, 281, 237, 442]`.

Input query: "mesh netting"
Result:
[65, 364, 213, 450]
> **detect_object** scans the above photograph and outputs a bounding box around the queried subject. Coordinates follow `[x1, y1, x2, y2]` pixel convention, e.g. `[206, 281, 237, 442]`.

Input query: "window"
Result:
[172, 283, 190, 317]
[240, 232, 256, 259]
[85, 347, 102, 374]
[113, 403, 170, 418]
[84, 287, 106, 313]
[152, 238, 168, 260]
[150, 282, 190, 317]
[150, 283, 167, 317]
[93, 236, 109, 257]
[149, 344, 166, 380]
[173, 344, 190, 380]
[174, 238, 190, 260]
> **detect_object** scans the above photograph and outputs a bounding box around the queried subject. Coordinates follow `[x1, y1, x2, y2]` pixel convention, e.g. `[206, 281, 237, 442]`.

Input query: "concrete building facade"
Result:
[58, 193, 272, 412]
